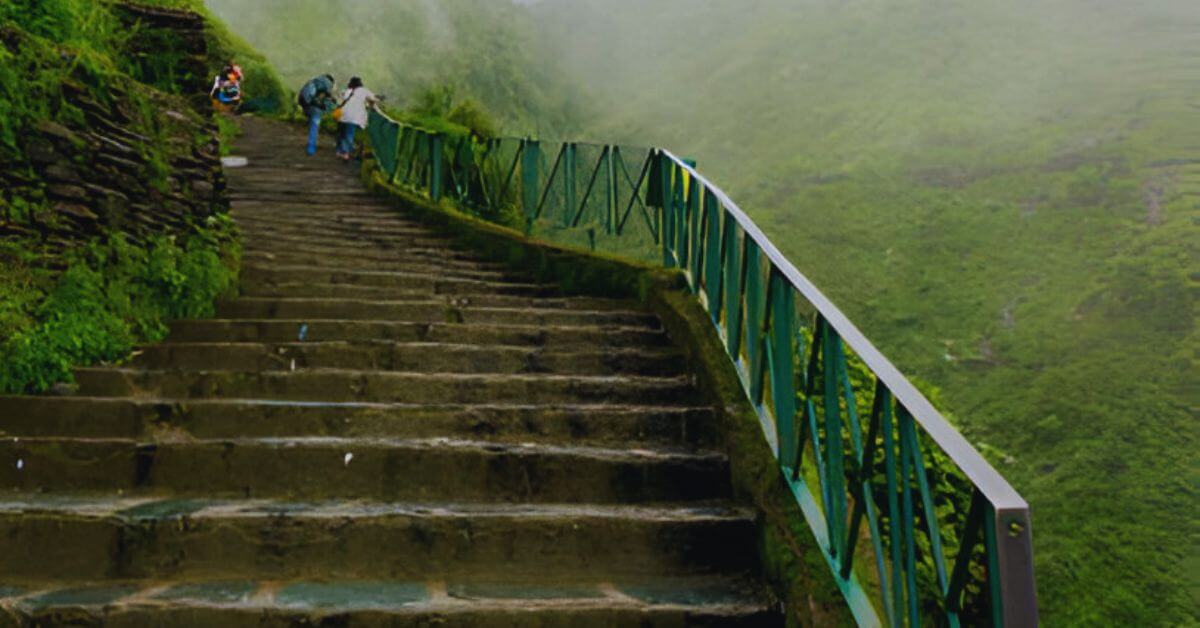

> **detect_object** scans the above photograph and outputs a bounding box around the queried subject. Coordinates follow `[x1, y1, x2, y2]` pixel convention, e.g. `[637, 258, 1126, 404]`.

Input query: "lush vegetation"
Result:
[0, 223, 239, 394]
[531, 2, 1199, 624]
[0, 0, 267, 393]
[204, 0, 585, 136]
[204, 1, 1196, 623]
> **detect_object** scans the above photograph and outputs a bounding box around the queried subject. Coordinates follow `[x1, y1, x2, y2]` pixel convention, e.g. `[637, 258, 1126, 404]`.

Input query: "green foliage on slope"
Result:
[206, 0, 1197, 623]
[0, 0, 267, 392]
[203, 0, 585, 136]
[528, 1, 1198, 624]
[0, 222, 239, 394]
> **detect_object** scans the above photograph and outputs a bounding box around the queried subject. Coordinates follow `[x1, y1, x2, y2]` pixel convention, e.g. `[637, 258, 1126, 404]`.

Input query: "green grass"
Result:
[0, 224, 240, 394]
[0, 1, 265, 393]
[528, 1, 1199, 624]
[201, 1, 1198, 623]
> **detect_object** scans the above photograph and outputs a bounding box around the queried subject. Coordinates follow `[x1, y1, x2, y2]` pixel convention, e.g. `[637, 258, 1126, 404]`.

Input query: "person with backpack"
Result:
[209, 62, 243, 112]
[297, 74, 337, 155]
[333, 77, 380, 162]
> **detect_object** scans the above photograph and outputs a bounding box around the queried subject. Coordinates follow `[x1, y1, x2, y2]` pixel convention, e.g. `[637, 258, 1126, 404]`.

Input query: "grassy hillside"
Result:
[203, 0, 1198, 623]
[530, 1, 1198, 624]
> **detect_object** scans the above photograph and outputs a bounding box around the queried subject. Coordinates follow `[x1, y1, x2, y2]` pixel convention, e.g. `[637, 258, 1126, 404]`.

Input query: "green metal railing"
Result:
[366, 110, 1038, 627]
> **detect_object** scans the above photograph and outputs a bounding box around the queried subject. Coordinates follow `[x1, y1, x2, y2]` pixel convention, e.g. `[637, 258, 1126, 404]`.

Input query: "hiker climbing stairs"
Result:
[0, 117, 781, 625]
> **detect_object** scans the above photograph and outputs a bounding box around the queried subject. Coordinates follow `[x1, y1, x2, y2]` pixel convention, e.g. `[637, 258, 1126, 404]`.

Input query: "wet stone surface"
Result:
[0, 116, 781, 625]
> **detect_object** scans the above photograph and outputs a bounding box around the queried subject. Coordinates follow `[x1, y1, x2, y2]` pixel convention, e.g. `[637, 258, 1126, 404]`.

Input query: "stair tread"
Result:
[0, 494, 750, 521]
[5, 435, 723, 461]
[0, 576, 775, 616]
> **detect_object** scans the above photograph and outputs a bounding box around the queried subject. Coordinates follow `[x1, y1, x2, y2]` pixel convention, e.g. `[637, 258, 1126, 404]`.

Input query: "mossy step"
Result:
[165, 319, 671, 348]
[233, 215, 444, 238]
[228, 205, 425, 228]
[228, 202, 422, 223]
[237, 284, 622, 308]
[0, 497, 754, 581]
[240, 250, 521, 277]
[216, 298, 659, 328]
[237, 230, 457, 252]
[0, 397, 719, 445]
[228, 186, 377, 197]
[0, 437, 729, 502]
[239, 265, 556, 294]
[73, 367, 695, 405]
[226, 193, 384, 206]
[2, 577, 779, 627]
[130, 341, 684, 376]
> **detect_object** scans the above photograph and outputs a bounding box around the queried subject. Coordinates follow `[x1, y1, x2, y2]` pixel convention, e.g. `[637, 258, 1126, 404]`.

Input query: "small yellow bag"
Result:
[331, 87, 356, 122]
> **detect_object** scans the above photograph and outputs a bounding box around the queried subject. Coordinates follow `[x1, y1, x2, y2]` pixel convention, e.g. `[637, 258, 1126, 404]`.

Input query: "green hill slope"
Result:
[203, 0, 1198, 623]
[534, 1, 1199, 624]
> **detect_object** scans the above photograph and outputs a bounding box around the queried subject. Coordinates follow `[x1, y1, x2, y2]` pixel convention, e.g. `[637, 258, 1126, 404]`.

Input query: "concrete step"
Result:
[215, 298, 659, 327]
[229, 201, 421, 224]
[0, 497, 754, 581]
[235, 284, 635, 310]
[73, 368, 694, 405]
[165, 319, 672, 348]
[239, 265, 558, 295]
[0, 437, 729, 502]
[240, 249, 511, 275]
[238, 228, 457, 252]
[129, 342, 684, 376]
[234, 216, 442, 239]
[2, 577, 779, 626]
[230, 210, 448, 239]
[0, 397, 720, 445]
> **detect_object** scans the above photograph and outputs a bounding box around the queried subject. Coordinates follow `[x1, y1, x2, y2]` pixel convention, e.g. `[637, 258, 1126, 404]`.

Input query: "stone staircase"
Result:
[0, 118, 781, 626]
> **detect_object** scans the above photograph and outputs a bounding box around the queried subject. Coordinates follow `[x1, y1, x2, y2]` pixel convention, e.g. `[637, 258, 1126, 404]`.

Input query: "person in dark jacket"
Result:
[297, 74, 336, 155]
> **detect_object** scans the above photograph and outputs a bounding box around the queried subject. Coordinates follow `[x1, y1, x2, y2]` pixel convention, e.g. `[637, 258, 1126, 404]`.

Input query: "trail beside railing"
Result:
[366, 110, 1038, 627]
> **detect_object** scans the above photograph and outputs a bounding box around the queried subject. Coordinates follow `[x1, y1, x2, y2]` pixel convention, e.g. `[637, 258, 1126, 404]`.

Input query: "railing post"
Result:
[994, 505, 1039, 627]
[521, 139, 541, 228]
[659, 152, 676, 268]
[430, 134, 443, 202]
[769, 270, 797, 471]
[605, 145, 617, 235]
[703, 189, 723, 320]
[744, 239, 765, 405]
[562, 143, 576, 227]
[686, 180, 701, 289]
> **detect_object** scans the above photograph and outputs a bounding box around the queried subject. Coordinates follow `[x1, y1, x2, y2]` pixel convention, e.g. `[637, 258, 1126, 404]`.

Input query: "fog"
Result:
[204, 1, 1199, 624]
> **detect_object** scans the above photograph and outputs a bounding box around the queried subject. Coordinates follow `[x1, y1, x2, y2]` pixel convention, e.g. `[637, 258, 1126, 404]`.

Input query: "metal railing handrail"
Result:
[364, 108, 1038, 627]
[660, 149, 1025, 511]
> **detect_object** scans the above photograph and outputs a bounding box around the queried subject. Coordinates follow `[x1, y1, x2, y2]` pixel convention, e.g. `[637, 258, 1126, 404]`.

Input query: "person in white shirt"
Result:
[335, 77, 379, 161]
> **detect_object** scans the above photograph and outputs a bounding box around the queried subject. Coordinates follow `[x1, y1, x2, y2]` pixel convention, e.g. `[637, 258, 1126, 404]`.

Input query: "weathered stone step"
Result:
[241, 240, 504, 266]
[216, 298, 659, 327]
[73, 368, 694, 405]
[233, 214, 438, 238]
[238, 229, 458, 252]
[3, 576, 779, 627]
[165, 319, 671, 347]
[239, 265, 557, 294]
[130, 341, 683, 376]
[0, 397, 719, 445]
[228, 201, 418, 224]
[0, 497, 754, 581]
[237, 284, 634, 311]
[240, 253, 513, 280]
[0, 437, 729, 502]
[228, 186, 377, 198]
[239, 252, 507, 279]
[227, 192, 384, 206]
